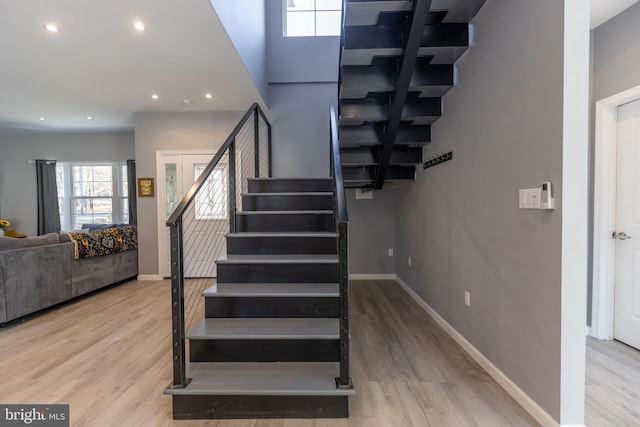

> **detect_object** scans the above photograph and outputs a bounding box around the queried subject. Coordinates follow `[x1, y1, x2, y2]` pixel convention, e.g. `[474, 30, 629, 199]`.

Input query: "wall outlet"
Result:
[388, 248, 394, 257]
[464, 291, 471, 307]
[408, 257, 412, 267]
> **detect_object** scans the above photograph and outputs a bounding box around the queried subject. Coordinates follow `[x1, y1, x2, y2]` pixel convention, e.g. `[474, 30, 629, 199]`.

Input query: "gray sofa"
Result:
[0, 232, 138, 324]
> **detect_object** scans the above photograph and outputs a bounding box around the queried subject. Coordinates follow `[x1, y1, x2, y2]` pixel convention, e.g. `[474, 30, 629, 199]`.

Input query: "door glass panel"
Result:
[165, 163, 177, 220]
[194, 163, 228, 220]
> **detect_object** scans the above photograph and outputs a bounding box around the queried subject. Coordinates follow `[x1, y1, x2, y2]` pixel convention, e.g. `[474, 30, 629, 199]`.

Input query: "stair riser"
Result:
[189, 339, 339, 362]
[248, 179, 333, 193]
[226, 235, 336, 255]
[172, 395, 348, 419]
[236, 214, 334, 233]
[217, 263, 338, 283]
[205, 297, 339, 318]
[243, 194, 333, 211]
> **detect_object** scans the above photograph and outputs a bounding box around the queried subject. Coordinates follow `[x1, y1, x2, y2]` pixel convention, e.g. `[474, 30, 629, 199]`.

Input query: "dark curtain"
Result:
[36, 160, 61, 235]
[127, 159, 137, 225]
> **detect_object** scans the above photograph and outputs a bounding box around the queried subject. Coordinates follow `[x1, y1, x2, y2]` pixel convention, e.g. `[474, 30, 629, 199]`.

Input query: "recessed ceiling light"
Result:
[133, 21, 147, 31]
[181, 99, 194, 106]
[44, 24, 60, 33]
[205, 93, 213, 99]
[38, 117, 46, 121]
[151, 94, 159, 100]
[86, 116, 94, 120]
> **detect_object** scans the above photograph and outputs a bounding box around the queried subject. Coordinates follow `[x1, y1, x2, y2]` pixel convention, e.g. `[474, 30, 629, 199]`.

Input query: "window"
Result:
[285, 0, 342, 37]
[194, 163, 227, 220]
[56, 162, 128, 230]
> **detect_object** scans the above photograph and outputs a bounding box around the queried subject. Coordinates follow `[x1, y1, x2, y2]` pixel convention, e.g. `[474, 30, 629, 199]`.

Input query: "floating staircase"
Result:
[165, 177, 354, 419]
[339, 0, 487, 188]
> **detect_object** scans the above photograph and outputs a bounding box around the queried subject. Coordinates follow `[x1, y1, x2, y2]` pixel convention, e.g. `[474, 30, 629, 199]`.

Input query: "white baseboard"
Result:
[137, 274, 164, 281]
[349, 274, 396, 280]
[393, 275, 562, 427]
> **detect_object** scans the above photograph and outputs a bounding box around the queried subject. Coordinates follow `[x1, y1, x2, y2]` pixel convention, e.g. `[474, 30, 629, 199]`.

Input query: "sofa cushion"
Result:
[63, 226, 137, 259]
[0, 233, 60, 251]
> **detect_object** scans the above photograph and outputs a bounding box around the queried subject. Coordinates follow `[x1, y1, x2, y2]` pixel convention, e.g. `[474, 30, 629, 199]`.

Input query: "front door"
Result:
[157, 151, 227, 278]
[614, 98, 640, 350]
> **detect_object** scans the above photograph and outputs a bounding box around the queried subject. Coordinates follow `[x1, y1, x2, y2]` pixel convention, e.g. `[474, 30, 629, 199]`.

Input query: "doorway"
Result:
[592, 85, 640, 347]
[156, 150, 228, 279]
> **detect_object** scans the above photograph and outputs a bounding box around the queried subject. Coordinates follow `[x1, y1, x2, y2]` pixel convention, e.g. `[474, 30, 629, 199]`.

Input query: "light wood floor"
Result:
[1, 278, 629, 426]
[585, 337, 640, 426]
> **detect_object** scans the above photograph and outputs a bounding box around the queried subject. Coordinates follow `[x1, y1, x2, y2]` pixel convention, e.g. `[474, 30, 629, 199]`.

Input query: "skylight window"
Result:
[285, 0, 342, 37]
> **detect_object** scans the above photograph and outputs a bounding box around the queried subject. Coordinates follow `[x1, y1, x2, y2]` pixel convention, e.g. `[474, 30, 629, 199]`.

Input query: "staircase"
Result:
[164, 105, 354, 419]
[339, 0, 487, 188]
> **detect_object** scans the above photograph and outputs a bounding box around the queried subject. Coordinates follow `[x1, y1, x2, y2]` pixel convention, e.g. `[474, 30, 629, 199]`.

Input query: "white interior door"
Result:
[614, 98, 640, 350]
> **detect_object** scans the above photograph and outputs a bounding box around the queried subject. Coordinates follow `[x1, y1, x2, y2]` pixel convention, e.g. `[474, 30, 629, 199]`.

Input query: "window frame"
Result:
[283, 0, 342, 38]
[56, 162, 128, 230]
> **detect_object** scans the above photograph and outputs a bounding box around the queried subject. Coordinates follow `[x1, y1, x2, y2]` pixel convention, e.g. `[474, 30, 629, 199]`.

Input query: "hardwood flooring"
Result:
[0, 278, 561, 426]
[585, 337, 640, 426]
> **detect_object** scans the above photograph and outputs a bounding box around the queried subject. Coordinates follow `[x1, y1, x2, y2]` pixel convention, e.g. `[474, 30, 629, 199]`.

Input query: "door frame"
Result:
[591, 84, 640, 340]
[156, 150, 216, 278]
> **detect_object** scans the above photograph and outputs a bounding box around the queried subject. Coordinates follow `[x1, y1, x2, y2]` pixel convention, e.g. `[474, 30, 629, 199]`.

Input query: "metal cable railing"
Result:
[330, 104, 352, 388]
[166, 103, 271, 388]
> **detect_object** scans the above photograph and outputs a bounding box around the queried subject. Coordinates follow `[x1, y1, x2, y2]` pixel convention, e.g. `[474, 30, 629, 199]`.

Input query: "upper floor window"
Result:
[285, 0, 342, 37]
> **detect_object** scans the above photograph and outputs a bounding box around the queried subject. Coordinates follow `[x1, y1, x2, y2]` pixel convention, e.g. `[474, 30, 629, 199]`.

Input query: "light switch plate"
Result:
[519, 188, 541, 209]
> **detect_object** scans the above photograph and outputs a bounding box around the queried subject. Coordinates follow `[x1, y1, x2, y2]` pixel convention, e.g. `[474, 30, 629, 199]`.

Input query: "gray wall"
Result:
[394, 0, 564, 419]
[264, 0, 340, 179]
[267, 83, 335, 177]
[210, 0, 268, 101]
[0, 132, 134, 236]
[266, 0, 339, 83]
[134, 111, 245, 276]
[592, 2, 640, 102]
[347, 188, 396, 275]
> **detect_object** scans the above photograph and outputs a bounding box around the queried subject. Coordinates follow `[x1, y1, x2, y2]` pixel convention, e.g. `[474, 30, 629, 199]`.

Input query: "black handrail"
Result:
[167, 103, 267, 227]
[166, 102, 271, 388]
[330, 104, 352, 389]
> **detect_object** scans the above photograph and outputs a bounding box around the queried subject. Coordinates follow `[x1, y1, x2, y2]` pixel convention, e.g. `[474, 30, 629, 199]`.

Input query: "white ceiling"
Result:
[0, 0, 637, 134]
[0, 0, 263, 134]
[591, 0, 640, 28]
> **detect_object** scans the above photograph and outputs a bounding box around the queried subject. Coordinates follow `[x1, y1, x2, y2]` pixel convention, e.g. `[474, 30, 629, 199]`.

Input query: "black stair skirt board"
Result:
[343, 23, 469, 50]
[241, 193, 333, 211]
[340, 64, 454, 99]
[171, 395, 348, 419]
[236, 211, 335, 233]
[226, 233, 337, 255]
[340, 146, 423, 166]
[342, 165, 415, 182]
[205, 296, 339, 318]
[247, 178, 333, 193]
[338, 123, 431, 147]
[189, 339, 340, 362]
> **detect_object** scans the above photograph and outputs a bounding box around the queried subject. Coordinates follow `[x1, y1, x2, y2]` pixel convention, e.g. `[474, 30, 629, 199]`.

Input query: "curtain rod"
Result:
[27, 160, 56, 164]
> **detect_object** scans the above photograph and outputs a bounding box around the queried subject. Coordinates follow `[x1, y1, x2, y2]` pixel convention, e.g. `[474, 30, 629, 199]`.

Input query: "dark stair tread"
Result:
[237, 210, 333, 215]
[242, 192, 333, 196]
[248, 178, 332, 181]
[204, 283, 340, 297]
[226, 232, 337, 238]
[216, 254, 338, 264]
[187, 318, 339, 340]
[164, 362, 355, 396]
